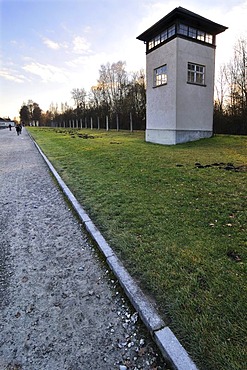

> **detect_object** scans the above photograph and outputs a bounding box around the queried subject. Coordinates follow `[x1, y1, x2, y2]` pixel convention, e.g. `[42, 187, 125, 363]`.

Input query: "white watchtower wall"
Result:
[146, 38, 215, 145]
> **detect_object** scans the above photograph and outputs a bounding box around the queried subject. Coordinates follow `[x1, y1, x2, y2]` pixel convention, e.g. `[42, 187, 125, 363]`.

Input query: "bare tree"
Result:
[97, 61, 128, 113]
[224, 38, 247, 117]
[215, 65, 228, 113]
[71, 88, 87, 109]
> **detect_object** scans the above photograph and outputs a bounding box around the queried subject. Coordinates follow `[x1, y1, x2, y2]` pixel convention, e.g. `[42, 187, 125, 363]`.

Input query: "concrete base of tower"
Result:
[145, 129, 213, 145]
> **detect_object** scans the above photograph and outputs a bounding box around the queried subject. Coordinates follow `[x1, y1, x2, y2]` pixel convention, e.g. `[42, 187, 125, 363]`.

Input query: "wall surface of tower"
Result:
[146, 37, 216, 145]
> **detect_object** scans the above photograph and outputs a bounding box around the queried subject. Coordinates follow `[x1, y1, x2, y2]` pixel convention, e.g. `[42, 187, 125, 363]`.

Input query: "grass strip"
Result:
[27, 127, 247, 370]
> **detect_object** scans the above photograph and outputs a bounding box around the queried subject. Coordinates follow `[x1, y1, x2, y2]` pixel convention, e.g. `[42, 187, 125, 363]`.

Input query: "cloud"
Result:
[42, 35, 91, 54]
[23, 62, 69, 83]
[0, 68, 26, 83]
[83, 26, 92, 34]
[72, 36, 91, 54]
[65, 54, 94, 68]
[43, 38, 61, 50]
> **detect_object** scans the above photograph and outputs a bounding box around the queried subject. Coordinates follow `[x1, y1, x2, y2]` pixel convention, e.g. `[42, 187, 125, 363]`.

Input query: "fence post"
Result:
[130, 112, 133, 132]
[97, 116, 100, 130]
[106, 115, 109, 131]
[116, 113, 119, 131]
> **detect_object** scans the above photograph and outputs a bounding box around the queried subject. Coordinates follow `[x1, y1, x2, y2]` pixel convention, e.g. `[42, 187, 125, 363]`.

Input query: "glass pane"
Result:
[161, 30, 167, 42]
[178, 24, 188, 36]
[148, 40, 154, 49]
[188, 63, 195, 72]
[197, 30, 205, 41]
[161, 74, 167, 84]
[188, 71, 193, 82]
[155, 35, 160, 46]
[205, 33, 213, 44]
[188, 27, 197, 38]
[196, 66, 203, 73]
[168, 25, 175, 37]
[196, 74, 203, 84]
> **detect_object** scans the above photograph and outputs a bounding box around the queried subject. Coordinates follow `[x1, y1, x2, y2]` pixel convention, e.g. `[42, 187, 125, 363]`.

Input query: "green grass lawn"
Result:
[28, 127, 247, 370]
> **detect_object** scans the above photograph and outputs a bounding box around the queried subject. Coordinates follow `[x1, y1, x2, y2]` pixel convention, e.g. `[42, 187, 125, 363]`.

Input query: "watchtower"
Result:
[137, 7, 227, 145]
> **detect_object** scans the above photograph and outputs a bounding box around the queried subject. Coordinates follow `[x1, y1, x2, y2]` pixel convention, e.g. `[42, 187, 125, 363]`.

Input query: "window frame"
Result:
[148, 39, 155, 49]
[188, 27, 197, 39]
[205, 33, 213, 44]
[147, 23, 177, 51]
[177, 23, 214, 45]
[167, 25, 176, 38]
[160, 30, 168, 42]
[154, 64, 168, 87]
[147, 23, 214, 52]
[187, 62, 206, 86]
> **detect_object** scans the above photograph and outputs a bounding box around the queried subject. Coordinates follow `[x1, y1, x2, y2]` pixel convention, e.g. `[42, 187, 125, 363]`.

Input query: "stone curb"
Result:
[107, 254, 164, 332]
[32, 137, 198, 370]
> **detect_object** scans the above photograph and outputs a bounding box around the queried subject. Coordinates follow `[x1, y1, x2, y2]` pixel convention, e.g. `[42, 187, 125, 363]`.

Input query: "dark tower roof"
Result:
[137, 7, 227, 42]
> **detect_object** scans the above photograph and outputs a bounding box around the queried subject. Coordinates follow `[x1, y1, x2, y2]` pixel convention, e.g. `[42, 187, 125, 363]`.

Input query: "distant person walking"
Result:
[15, 124, 21, 136]
[8, 124, 12, 131]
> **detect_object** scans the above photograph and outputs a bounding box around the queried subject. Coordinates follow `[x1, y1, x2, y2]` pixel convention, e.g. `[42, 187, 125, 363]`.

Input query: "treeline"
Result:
[214, 38, 247, 135]
[20, 61, 146, 131]
[19, 101, 42, 125]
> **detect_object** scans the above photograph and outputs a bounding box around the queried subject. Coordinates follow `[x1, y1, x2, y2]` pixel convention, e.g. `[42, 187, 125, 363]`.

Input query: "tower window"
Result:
[178, 24, 188, 35]
[154, 65, 167, 86]
[187, 63, 205, 85]
[160, 30, 168, 42]
[177, 23, 214, 45]
[167, 25, 176, 38]
[197, 30, 205, 41]
[148, 39, 155, 49]
[188, 27, 197, 39]
[147, 23, 214, 52]
[155, 35, 161, 46]
[205, 33, 213, 43]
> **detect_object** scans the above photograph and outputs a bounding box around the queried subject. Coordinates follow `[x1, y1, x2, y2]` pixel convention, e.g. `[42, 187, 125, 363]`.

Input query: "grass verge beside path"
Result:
[28, 127, 247, 370]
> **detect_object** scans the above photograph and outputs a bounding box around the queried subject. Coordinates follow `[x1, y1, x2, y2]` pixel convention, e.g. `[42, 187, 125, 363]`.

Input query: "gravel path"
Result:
[0, 127, 167, 370]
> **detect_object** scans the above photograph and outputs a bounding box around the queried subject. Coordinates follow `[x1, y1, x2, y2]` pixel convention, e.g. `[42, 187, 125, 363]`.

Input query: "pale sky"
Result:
[0, 0, 247, 120]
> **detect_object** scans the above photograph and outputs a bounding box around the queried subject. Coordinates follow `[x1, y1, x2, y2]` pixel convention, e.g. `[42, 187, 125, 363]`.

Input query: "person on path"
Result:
[15, 124, 21, 135]
[8, 124, 12, 131]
